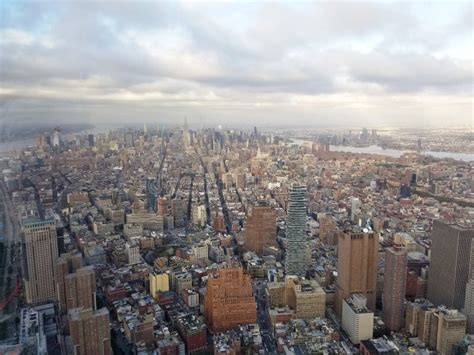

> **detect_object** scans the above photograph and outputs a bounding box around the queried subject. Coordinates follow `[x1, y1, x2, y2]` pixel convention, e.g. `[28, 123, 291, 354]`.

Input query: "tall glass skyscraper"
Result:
[285, 185, 307, 277]
[146, 177, 157, 212]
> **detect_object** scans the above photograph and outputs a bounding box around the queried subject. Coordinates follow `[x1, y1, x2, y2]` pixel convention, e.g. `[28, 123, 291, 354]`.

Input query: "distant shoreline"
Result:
[0, 123, 95, 143]
[0, 124, 99, 153]
[291, 139, 474, 162]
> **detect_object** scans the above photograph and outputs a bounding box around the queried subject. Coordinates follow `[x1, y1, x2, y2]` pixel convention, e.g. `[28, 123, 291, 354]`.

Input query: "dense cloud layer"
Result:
[0, 1, 472, 128]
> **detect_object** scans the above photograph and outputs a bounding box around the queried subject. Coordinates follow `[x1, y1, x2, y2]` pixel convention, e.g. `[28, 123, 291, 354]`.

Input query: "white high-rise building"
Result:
[342, 294, 374, 344]
[183, 117, 191, 148]
[350, 197, 361, 223]
[125, 242, 140, 265]
[52, 128, 61, 147]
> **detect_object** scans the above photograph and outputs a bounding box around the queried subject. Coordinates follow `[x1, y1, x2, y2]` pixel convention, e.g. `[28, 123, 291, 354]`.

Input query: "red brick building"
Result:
[176, 315, 207, 353]
[212, 214, 226, 233]
[244, 204, 277, 255]
[69, 307, 111, 355]
[204, 267, 257, 331]
[383, 245, 407, 331]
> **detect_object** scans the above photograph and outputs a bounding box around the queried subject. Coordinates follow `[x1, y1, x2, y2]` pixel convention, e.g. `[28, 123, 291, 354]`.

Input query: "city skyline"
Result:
[0, 2, 473, 353]
[0, 1, 472, 128]
[0, 116, 472, 353]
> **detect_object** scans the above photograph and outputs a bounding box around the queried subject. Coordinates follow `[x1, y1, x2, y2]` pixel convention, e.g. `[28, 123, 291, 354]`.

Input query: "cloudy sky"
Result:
[0, 1, 472, 129]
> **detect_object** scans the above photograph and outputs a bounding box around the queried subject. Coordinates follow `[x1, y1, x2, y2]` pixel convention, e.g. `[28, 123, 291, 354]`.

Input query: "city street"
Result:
[253, 279, 276, 354]
[0, 180, 21, 343]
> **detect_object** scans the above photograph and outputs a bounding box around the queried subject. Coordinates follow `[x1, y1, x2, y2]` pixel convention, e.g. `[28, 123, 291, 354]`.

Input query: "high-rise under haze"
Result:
[427, 220, 474, 310]
[285, 186, 307, 277]
[22, 219, 59, 304]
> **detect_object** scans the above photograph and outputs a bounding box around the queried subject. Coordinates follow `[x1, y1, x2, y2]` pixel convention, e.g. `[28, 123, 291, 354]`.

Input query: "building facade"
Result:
[64, 266, 97, 312]
[427, 220, 474, 310]
[149, 272, 170, 297]
[204, 267, 257, 331]
[125, 242, 140, 265]
[68, 307, 112, 355]
[56, 252, 84, 312]
[22, 219, 59, 305]
[266, 276, 326, 320]
[285, 186, 307, 277]
[341, 294, 374, 345]
[383, 245, 407, 331]
[335, 229, 379, 317]
[429, 309, 467, 355]
[244, 204, 277, 255]
[284, 276, 326, 319]
[464, 279, 474, 334]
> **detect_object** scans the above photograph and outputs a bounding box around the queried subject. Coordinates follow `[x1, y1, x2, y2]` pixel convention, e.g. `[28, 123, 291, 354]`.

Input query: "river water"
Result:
[0, 138, 36, 153]
[0, 126, 106, 154]
[291, 140, 474, 162]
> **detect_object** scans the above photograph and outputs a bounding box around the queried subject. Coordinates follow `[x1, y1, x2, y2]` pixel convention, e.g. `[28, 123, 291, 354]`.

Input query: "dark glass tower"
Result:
[285, 185, 307, 277]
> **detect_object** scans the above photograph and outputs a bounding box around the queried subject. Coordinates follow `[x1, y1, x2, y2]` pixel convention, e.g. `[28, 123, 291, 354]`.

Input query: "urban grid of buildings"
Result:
[0, 123, 472, 354]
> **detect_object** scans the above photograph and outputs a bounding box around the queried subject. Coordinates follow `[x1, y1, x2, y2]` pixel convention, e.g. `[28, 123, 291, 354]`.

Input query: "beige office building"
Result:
[69, 307, 112, 355]
[56, 252, 83, 311]
[64, 266, 97, 311]
[285, 276, 326, 319]
[429, 309, 466, 355]
[335, 230, 378, 317]
[22, 219, 59, 304]
[266, 276, 325, 320]
[266, 281, 285, 308]
[126, 213, 164, 232]
[149, 272, 170, 297]
[404, 299, 435, 339]
[418, 307, 437, 345]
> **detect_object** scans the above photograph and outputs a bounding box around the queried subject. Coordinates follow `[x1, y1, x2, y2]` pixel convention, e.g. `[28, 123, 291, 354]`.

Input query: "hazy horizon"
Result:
[0, 1, 472, 128]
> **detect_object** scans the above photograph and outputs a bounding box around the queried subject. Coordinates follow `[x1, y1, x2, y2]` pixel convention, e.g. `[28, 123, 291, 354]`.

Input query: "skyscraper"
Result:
[427, 220, 474, 310]
[22, 219, 59, 304]
[285, 186, 307, 277]
[204, 267, 256, 331]
[146, 177, 157, 212]
[56, 252, 84, 311]
[245, 203, 277, 255]
[335, 229, 379, 317]
[68, 307, 112, 355]
[52, 127, 61, 147]
[463, 279, 474, 334]
[383, 245, 407, 331]
[87, 134, 95, 147]
[429, 309, 467, 355]
[183, 117, 191, 148]
[64, 266, 97, 311]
